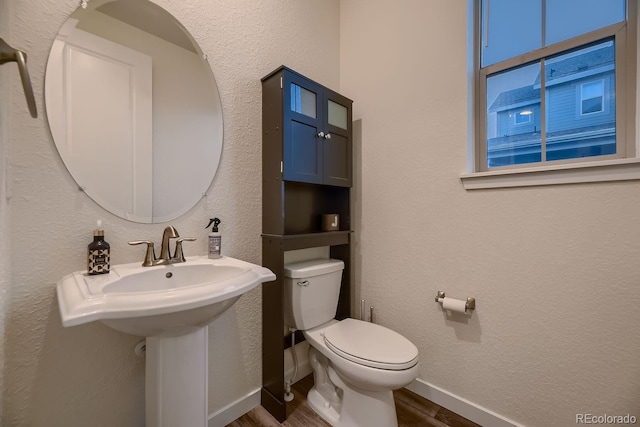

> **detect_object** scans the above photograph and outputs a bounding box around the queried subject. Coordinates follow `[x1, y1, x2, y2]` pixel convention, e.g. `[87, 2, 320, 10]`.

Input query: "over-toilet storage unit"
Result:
[261, 65, 353, 422]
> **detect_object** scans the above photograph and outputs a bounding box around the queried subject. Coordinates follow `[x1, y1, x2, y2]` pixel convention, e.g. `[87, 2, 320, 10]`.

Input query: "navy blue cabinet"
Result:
[275, 67, 352, 187]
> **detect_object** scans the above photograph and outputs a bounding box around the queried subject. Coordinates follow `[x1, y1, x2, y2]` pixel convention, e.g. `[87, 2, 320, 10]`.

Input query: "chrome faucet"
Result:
[129, 226, 196, 267]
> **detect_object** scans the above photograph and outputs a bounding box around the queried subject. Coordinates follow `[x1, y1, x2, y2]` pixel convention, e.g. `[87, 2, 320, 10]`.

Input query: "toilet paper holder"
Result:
[435, 291, 476, 311]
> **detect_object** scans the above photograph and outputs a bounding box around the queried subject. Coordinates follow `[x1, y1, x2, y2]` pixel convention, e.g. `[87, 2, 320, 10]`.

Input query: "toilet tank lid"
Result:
[284, 258, 344, 279]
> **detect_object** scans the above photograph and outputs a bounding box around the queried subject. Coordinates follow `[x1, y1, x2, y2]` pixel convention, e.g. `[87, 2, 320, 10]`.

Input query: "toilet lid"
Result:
[323, 318, 419, 370]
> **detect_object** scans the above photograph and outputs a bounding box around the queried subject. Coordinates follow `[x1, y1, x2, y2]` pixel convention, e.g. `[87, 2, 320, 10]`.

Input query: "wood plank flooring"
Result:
[226, 375, 481, 427]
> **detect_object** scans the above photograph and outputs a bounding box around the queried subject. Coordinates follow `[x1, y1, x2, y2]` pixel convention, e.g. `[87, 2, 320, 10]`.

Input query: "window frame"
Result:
[471, 0, 637, 174]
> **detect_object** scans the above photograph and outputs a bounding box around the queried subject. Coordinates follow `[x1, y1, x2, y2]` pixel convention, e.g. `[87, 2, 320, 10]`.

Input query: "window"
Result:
[472, 0, 635, 171]
[515, 111, 533, 125]
[581, 80, 604, 115]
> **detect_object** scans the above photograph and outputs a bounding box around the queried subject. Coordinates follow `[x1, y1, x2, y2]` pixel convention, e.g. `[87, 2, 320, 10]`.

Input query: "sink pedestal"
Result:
[146, 327, 209, 427]
[56, 256, 276, 426]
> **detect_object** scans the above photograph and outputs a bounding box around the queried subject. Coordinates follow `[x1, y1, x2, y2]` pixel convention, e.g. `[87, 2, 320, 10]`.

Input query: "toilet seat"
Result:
[323, 318, 418, 370]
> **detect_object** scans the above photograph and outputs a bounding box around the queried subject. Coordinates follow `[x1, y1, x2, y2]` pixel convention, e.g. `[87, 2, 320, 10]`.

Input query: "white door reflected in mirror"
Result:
[45, 0, 223, 223]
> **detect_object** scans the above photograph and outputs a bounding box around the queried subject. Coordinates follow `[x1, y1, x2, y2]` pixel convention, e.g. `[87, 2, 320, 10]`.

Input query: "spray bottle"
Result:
[88, 219, 110, 275]
[205, 218, 222, 259]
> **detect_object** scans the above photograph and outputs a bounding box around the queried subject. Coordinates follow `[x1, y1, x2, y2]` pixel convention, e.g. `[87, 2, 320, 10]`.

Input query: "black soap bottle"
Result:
[88, 220, 110, 275]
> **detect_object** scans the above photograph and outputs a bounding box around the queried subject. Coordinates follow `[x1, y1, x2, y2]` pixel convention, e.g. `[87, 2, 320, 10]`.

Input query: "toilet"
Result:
[284, 258, 419, 427]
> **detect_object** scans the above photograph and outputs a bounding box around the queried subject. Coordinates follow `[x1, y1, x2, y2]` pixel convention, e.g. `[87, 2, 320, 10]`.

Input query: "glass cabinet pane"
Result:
[291, 83, 316, 118]
[328, 100, 348, 130]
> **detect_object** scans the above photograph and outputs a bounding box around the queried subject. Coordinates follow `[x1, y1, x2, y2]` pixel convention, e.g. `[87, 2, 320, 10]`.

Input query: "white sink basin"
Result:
[56, 255, 275, 337]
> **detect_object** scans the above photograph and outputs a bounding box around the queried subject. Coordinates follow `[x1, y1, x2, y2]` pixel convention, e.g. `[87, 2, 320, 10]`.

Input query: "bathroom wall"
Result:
[340, 1, 640, 427]
[3, 0, 339, 425]
[0, 1, 10, 423]
[8, 0, 638, 425]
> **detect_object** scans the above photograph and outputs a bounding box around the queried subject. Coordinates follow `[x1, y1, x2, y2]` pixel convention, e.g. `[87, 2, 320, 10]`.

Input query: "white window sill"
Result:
[460, 158, 640, 190]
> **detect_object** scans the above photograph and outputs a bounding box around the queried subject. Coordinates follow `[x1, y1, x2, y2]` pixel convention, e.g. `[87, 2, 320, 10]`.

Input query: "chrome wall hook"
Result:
[0, 38, 37, 118]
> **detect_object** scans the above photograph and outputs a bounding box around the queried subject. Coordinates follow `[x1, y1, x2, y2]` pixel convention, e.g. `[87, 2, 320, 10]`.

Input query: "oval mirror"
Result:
[45, 0, 223, 223]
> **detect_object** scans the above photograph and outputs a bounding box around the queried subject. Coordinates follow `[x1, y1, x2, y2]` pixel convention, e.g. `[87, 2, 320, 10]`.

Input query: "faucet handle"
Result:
[173, 237, 196, 262]
[128, 240, 156, 267]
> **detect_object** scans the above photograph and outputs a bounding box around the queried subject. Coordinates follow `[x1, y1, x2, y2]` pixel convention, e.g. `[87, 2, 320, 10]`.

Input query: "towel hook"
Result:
[0, 38, 37, 118]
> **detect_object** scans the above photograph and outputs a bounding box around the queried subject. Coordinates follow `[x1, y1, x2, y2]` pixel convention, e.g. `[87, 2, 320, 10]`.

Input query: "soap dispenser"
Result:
[205, 218, 222, 259]
[87, 220, 110, 275]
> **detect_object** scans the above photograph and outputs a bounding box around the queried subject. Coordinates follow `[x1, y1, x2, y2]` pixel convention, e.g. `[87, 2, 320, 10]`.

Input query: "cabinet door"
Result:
[323, 89, 352, 187]
[283, 72, 323, 185]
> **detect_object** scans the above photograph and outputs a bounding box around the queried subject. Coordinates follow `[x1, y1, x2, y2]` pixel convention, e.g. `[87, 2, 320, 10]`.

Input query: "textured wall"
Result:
[0, 1, 11, 423]
[340, 1, 640, 426]
[3, 0, 339, 425]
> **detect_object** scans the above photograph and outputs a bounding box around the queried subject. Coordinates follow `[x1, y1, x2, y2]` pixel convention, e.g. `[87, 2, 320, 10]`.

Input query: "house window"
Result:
[515, 111, 533, 124]
[581, 80, 604, 115]
[473, 0, 633, 171]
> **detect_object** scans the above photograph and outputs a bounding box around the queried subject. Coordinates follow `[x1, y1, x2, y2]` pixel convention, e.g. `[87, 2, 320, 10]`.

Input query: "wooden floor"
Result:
[226, 375, 481, 427]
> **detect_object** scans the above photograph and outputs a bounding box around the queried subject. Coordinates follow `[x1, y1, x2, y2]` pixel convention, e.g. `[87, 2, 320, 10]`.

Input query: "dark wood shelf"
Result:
[262, 230, 351, 251]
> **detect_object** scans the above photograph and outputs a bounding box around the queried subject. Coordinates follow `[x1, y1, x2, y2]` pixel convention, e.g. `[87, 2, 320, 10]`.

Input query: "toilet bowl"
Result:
[284, 259, 419, 427]
[304, 318, 419, 427]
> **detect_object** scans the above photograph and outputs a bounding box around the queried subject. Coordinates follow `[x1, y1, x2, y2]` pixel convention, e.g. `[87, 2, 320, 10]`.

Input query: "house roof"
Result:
[534, 44, 614, 85]
[488, 86, 539, 112]
[488, 44, 614, 111]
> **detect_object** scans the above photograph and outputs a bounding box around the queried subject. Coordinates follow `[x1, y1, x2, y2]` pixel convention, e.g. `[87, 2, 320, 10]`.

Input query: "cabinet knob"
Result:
[324, 133, 332, 140]
[317, 131, 325, 138]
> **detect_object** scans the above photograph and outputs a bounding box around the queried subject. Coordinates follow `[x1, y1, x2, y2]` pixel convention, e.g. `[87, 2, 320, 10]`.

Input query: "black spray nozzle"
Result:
[205, 217, 221, 232]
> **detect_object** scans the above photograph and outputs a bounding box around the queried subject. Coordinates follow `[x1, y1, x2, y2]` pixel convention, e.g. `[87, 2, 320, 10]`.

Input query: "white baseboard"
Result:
[405, 378, 526, 427]
[208, 388, 261, 427]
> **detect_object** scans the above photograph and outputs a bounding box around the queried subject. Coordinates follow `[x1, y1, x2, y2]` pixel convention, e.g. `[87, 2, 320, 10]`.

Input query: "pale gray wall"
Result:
[340, 1, 640, 426]
[0, 0, 10, 423]
[2, 0, 339, 425]
[7, 1, 638, 426]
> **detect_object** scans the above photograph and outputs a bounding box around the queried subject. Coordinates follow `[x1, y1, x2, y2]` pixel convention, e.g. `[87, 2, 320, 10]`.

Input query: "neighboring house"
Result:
[487, 43, 615, 167]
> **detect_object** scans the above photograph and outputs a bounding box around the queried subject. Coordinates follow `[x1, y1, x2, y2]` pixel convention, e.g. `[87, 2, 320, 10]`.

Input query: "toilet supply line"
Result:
[284, 327, 298, 402]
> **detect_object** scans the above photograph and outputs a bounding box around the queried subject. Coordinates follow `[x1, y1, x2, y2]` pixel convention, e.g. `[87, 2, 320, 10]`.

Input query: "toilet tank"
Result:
[284, 258, 344, 330]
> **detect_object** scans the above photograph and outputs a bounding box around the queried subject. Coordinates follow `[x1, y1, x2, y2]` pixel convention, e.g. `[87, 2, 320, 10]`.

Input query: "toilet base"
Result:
[307, 347, 399, 427]
[307, 387, 341, 426]
[328, 364, 398, 427]
[307, 346, 342, 425]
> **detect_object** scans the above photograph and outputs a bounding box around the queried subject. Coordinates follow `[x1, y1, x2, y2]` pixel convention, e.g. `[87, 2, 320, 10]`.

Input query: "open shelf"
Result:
[262, 230, 350, 251]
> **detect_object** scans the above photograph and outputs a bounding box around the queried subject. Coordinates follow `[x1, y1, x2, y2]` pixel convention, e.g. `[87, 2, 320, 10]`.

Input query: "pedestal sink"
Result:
[56, 255, 275, 427]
